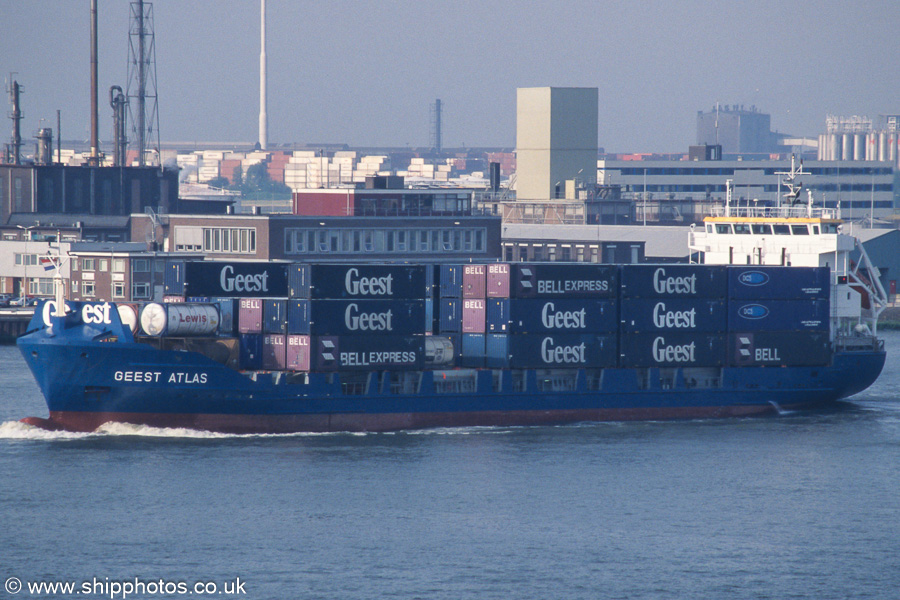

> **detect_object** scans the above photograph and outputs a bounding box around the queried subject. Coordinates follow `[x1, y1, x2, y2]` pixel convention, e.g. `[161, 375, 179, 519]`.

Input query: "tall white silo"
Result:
[854, 133, 865, 161]
[842, 133, 853, 161]
[830, 133, 841, 161]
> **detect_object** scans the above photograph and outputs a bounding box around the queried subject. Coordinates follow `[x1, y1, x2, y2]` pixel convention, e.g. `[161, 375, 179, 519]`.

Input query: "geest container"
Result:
[619, 333, 727, 368]
[439, 264, 463, 298]
[238, 298, 264, 333]
[262, 334, 287, 370]
[620, 264, 727, 298]
[308, 300, 426, 336]
[462, 264, 487, 298]
[310, 264, 427, 299]
[184, 261, 289, 298]
[263, 299, 288, 334]
[139, 303, 220, 337]
[485, 263, 511, 298]
[727, 266, 829, 300]
[438, 298, 462, 333]
[505, 333, 618, 369]
[462, 298, 486, 333]
[513, 263, 618, 298]
[288, 263, 311, 298]
[729, 331, 831, 367]
[286, 299, 310, 334]
[487, 298, 618, 334]
[238, 333, 263, 370]
[727, 299, 829, 331]
[620, 298, 726, 333]
[285, 334, 311, 371]
[314, 335, 425, 371]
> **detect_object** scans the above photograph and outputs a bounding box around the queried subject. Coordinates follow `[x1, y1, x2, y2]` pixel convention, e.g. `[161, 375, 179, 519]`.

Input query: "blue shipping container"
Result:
[309, 300, 426, 336]
[425, 298, 434, 335]
[164, 261, 185, 295]
[620, 264, 727, 298]
[512, 263, 618, 298]
[212, 297, 238, 335]
[439, 265, 464, 298]
[486, 298, 618, 334]
[238, 333, 263, 370]
[288, 264, 311, 298]
[438, 298, 462, 333]
[620, 298, 726, 333]
[619, 333, 727, 368]
[314, 335, 425, 371]
[310, 264, 428, 299]
[286, 299, 311, 335]
[485, 333, 510, 368]
[727, 266, 829, 300]
[506, 333, 618, 369]
[730, 331, 831, 367]
[460, 334, 486, 368]
[727, 299, 829, 331]
[263, 299, 288, 334]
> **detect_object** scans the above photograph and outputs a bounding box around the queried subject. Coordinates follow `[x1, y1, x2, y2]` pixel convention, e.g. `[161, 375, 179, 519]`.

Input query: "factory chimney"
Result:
[259, 0, 268, 150]
[89, 0, 100, 166]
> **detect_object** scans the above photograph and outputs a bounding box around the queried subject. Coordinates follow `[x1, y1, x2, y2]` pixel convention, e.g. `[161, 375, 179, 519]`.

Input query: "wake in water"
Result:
[0, 419, 353, 441]
[767, 400, 797, 416]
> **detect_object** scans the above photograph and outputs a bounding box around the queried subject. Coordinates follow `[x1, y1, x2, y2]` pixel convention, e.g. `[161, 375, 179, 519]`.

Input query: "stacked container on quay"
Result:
[16, 256, 885, 434]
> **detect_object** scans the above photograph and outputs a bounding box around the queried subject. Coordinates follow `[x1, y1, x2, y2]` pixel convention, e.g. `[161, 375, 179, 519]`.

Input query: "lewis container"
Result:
[139, 302, 219, 337]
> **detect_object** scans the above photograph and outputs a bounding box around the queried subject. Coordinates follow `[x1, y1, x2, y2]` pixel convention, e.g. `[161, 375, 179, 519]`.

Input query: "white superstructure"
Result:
[689, 158, 887, 344]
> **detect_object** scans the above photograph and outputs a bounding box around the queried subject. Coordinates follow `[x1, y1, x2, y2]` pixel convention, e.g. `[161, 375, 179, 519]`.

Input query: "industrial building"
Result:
[597, 156, 896, 223]
[696, 105, 776, 154]
[816, 114, 900, 167]
[516, 87, 598, 200]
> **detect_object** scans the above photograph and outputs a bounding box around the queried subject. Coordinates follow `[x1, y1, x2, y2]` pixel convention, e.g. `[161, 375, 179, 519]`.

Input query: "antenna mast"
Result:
[127, 0, 161, 166]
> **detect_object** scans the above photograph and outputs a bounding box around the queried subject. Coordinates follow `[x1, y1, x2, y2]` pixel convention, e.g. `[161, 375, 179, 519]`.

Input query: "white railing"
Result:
[709, 205, 841, 220]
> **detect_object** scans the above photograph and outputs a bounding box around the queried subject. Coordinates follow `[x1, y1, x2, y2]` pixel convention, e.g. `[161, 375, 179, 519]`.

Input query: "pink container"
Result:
[262, 334, 287, 370]
[286, 334, 311, 371]
[463, 264, 486, 298]
[238, 298, 263, 333]
[462, 298, 486, 333]
[486, 263, 510, 298]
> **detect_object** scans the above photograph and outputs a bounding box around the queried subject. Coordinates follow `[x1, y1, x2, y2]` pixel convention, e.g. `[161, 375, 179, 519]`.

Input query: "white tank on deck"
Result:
[116, 303, 139, 333]
[140, 302, 220, 337]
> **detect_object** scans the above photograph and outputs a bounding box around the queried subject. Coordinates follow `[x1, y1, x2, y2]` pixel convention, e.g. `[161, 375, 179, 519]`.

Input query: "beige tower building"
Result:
[516, 87, 598, 200]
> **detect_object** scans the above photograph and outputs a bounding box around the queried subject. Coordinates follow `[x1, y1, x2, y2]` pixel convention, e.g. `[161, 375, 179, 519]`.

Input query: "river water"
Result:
[1, 333, 899, 599]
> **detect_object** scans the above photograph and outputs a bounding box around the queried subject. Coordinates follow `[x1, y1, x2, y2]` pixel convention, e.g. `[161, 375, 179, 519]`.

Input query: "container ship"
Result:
[16, 188, 887, 433]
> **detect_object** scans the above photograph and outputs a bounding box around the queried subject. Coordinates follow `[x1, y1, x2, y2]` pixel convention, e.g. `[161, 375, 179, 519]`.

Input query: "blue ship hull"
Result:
[16, 316, 886, 434]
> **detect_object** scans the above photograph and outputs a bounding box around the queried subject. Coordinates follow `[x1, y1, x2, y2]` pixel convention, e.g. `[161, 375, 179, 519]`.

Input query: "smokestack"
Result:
[259, 0, 268, 150]
[89, 0, 100, 166]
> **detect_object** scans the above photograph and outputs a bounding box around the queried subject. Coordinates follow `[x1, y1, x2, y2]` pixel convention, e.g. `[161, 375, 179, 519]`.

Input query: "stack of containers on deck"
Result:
[484, 263, 619, 369]
[160, 260, 297, 371]
[298, 264, 430, 371]
[436, 265, 464, 363]
[618, 265, 728, 368]
[726, 266, 831, 366]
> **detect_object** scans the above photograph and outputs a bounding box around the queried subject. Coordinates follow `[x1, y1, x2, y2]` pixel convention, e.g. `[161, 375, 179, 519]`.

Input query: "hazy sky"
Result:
[2, 1, 898, 153]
